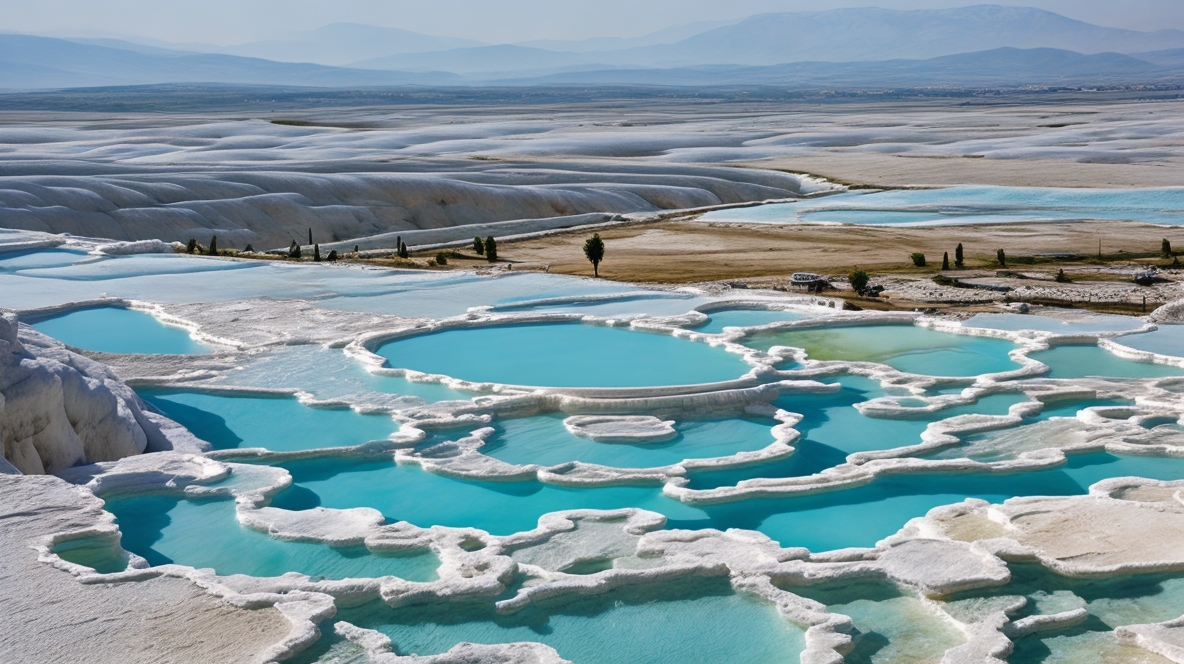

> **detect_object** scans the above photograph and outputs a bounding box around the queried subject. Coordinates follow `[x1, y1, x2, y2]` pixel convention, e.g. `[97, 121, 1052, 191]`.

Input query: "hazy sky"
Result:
[7, 0, 1183, 45]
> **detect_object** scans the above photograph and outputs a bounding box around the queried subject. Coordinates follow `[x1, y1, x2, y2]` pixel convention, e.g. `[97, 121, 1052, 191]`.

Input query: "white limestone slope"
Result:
[0, 311, 197, 474]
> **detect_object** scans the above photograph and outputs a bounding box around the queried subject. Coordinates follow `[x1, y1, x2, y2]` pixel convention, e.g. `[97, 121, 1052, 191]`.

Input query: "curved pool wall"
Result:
[483, 413, 782, 469]
[375, 322, 753, 388]
[697, 186, 1184, 227]
[15, 240, 1184, 664]
[31, 306, 209, 355]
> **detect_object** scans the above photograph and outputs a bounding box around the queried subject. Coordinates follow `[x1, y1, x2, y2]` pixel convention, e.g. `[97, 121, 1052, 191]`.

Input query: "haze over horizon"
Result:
[5, 0, 1182, 46]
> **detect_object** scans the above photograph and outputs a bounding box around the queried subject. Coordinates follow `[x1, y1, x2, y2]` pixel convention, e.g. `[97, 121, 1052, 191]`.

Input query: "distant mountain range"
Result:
[2, 5, 1184, 91]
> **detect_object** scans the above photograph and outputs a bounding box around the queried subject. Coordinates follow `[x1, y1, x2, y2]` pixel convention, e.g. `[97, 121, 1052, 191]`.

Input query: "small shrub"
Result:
[327, 250, 338, 262]
[910, 252, 926, 268]
[933, 274, 957, 287]
[996, 248, 1006, 267]
[435, 251, 449, 265]
[1164, 238, 1173, 258]
[186, 238, 197, 254]
[244, 244, 254, 253]
[1055, 269, 1071, 283]
[848, 269, 870, 295]
[289, 241, 301, 259]
[473, 237, 485, 255]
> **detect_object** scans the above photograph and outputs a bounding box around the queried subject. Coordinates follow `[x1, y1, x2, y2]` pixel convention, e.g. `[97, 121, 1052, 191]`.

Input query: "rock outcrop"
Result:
[0, 312, 183, 474]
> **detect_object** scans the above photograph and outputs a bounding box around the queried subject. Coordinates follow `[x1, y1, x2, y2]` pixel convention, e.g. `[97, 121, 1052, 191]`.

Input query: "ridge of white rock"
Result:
[0, 312, 199, 474]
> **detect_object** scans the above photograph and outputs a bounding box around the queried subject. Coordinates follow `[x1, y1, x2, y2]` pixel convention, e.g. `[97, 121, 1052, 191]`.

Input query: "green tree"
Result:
[955, 243, 964, 268]
[313, 243, 321, 262]
[485, 236, 498, 262]
[583, 233, 606, 277]
[1055, 269, 1070, 283]
[398, 242, 409, 259]
[1164, 238, 1173, 258]
[849, 269, 870, 296]
[289, 241, 301, 259]
[910, 252, 926, 267]
[996, 248, 1006, 267]
[207, 236, 218, 256]
[327, 250, 338, 262]
[942, 252, 950, 270]
[435, 251, 449, 266]
[473, 237, 485, 255]
[186, 239, 197, 254]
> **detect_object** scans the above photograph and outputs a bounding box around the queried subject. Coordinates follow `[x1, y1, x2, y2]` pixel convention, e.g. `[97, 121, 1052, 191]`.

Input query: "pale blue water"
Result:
[0, 248, 89, 270]
[214, 346, 469, 403]
[1114, 324, 1184, 360]
[138, 389, 398, 452]
[1029, 345, 1184, 379]
[692, 309, 809, 334]
[331, 577, 807, 664]
[698, 187, 1184, 227]
[32, 307, 208, 355]
[106, 495, 440, 580]
[744, 325, 1019, 376]
[483, 414, 779, 468]
[963, 313, 1145, 335]
[376, 323, 749, 387]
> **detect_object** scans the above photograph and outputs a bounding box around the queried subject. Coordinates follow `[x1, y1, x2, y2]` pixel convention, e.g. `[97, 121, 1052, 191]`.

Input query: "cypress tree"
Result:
[485, 236, 498, 262]
[398, 242, 409, 259]
[313, 243, 321, 262]
[289, 241, 301, 259]
[583, 233, 606, 277]
[1164, 239, 1173, 258]
[955, 243, 964, 268]
[473, 237, 485, 255]
[207, 236, 218, 256]
[997, 248, 1006, 267]
[308, 228, 313, 245]
[186, 238, 197, 254]
[942, 252, 950, 270]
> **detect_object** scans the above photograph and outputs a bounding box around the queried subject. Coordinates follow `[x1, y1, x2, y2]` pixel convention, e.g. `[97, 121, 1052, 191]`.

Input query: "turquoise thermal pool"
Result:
[267, 451, 1184, 553]
[138, 389, 399, 452]
[32, 306, 208, 355]
[328, 577, 806, 664]
[1028, 345, 1184, 379]
[106, 495, 441, 581]
[697, 186, 1184, 227]
[376, 322, 750, 387]
[743, 324, 1020, 376]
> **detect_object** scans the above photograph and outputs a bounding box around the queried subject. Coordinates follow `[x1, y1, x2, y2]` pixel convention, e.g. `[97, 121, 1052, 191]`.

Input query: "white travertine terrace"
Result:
[8, 233, 1184, 662]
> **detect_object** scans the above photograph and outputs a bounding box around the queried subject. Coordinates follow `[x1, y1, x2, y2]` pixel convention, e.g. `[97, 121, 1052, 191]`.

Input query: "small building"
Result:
[791, 272, 826, 292]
